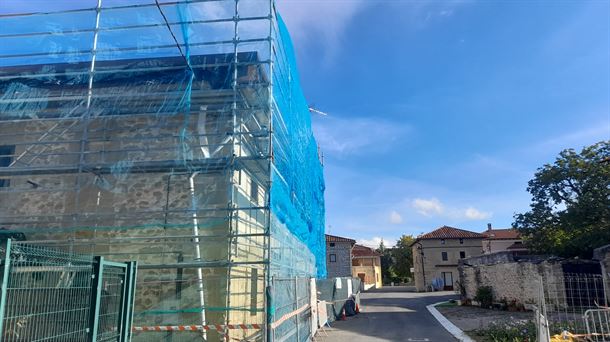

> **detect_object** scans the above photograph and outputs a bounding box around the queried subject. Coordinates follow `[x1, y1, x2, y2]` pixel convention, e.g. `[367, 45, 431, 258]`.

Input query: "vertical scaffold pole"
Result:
[264, 1, 275, 341]
[295, 277, 300, 342]
[0, 239, 12, 337]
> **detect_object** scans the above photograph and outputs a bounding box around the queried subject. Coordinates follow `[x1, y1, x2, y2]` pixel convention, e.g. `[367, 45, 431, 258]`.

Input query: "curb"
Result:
[426, 302, 475, 342]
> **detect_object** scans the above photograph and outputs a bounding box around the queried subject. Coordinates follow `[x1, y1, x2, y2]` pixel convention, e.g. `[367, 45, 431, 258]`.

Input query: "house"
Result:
[411, 226, 484, 292]
[482, 223, 528, 255]
[352, 244, 383, 290]
[326, 234, 356, 278]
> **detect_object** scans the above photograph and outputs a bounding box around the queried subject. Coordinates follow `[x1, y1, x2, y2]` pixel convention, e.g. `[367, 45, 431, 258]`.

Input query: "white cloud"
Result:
[389, 211, 403, 224]
[276, 0, 369, 64]
[412, 198, 444, 216]
[357, 237, 395, 249]
[313, 116, 411, 156]
[412, 197, 492, 221]
[464, 207, 492, 220]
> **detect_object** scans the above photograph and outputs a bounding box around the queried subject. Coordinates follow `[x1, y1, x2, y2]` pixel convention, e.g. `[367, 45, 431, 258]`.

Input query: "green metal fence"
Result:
[0, 239, 137, 341]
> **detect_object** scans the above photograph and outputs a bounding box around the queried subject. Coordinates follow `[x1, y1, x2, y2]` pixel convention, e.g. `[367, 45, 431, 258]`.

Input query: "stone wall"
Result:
[594, 244, 610, 285]
[458, 253, 571, 307]
[326, 241, 352, 278]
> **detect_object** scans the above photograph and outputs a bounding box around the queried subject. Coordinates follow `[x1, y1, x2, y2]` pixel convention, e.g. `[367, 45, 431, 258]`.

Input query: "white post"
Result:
[189, 172, 207, 340]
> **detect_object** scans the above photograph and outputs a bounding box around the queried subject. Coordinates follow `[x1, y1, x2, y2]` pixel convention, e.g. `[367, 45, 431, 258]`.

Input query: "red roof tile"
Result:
[352, 244, 382, 257]
[417, 226, 484, 240]
[482, 229, 521, 240]
[325, 234, 356, 244]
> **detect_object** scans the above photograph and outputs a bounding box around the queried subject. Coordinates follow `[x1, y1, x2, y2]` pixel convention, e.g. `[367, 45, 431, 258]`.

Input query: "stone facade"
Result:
[352, 260, 381, 290]
[0, 101, 267, 341]
[458, 252, 604, 308]
[594, 244, 610, 285]
[411, 226, 485, 292]
[326, 235, 355, 278]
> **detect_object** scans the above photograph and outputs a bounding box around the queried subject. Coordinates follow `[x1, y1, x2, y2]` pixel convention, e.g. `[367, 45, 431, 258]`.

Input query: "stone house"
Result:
[351, 244, 382, 290]
[411, 226, 484, 292]
[482, 223, 527, 255]
[326, 234, 355, 278]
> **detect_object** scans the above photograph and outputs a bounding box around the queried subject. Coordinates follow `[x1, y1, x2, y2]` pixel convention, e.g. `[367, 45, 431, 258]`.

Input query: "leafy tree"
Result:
[392, 235, 415, 282]
[376, 239, 395, 284]
[513, 141, 610, 258]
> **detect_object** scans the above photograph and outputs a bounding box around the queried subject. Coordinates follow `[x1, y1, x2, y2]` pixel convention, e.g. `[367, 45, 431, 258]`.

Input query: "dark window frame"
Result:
[329, 254, 337, 262]
[460, 251, 466, 259]
[441, 251, 448, 261]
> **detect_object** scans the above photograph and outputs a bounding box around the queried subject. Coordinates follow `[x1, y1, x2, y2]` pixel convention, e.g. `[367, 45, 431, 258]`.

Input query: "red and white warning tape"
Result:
[269, 304, 310, 330]
[133, 324, 261, 332]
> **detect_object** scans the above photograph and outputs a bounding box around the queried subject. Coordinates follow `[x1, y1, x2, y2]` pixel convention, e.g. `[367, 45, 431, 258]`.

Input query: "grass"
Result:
[435, 300, 458, 308]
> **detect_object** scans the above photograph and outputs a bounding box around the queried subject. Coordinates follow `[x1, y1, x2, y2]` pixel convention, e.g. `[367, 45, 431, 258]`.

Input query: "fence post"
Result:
[0, 239, 12, 337]
[119, 261, 137, 342]
[89, 256, 104, 342]
[121, 261, 137, 342]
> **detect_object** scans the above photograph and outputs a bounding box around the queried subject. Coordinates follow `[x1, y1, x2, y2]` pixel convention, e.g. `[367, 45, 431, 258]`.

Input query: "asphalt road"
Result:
[317, 287, 458, 342]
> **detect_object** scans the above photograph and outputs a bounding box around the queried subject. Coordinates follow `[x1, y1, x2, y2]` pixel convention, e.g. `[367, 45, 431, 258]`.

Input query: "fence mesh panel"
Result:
[539, 272, 610, 341]
[0, 241, 136, 342]
[1, 242, 95, 341]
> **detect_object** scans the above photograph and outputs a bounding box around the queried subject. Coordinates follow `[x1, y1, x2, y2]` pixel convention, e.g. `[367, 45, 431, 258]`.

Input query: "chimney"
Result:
[487, 223, 492, 231]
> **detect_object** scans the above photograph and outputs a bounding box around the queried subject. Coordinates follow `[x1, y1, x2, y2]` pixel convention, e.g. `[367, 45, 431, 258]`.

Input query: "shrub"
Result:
[474, 286, 494, 308]
[474, 320, 536, 342]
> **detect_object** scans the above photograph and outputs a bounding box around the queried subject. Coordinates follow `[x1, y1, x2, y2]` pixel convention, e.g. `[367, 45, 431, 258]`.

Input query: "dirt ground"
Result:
[437, 305, 534, 341]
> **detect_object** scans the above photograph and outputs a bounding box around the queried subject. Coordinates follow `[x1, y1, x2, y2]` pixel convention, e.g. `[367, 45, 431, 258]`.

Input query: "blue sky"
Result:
[277, 0, 610, 247]
[1, 0, 608, 248]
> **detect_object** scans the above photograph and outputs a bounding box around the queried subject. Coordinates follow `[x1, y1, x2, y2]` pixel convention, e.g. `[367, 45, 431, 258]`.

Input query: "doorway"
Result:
[442, 272, 453, 291]
[358, 273, 366, 284]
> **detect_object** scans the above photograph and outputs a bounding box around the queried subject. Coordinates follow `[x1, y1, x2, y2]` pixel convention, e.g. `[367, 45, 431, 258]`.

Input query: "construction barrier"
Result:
[133, 324, 262, 332]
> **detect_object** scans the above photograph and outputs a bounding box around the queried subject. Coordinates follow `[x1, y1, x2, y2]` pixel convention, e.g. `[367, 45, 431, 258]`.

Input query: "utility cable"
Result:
[154, 0, 193, 73]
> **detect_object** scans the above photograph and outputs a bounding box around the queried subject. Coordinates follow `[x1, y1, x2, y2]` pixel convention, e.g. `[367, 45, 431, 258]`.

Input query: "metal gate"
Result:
[0, 239, 137, 341]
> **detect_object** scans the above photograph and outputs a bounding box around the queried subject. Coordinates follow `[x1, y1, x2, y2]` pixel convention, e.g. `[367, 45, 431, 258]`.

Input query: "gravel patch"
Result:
[437, 305, 534, 340]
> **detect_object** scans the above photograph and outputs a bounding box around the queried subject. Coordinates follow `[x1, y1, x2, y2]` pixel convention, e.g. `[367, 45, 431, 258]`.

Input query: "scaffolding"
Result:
[0, 1, 325, 341]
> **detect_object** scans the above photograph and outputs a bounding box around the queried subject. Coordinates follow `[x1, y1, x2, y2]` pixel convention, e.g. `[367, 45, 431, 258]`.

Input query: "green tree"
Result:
[376, 239, 395, 284]
[513, 141, 610, 258]
[392, 235, 415, 282]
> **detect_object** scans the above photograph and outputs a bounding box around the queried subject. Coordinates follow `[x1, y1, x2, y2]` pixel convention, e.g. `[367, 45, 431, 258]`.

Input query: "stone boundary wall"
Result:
[594, 244, 610, 284]
[458, 252, 602, 308]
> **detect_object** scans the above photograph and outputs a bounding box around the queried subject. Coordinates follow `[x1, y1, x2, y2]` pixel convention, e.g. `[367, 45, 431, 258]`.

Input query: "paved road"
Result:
[317, 287, 458, 342]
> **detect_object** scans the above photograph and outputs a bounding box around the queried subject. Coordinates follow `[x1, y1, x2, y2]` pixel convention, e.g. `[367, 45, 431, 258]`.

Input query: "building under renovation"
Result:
[0, 0, 325, 340]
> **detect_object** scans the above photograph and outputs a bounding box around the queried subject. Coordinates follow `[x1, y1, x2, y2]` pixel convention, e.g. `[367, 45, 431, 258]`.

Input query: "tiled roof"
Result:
[325, 234, 356, 244]
[482, 229, 521, 240]
[352, 244, 382, 257]
[417, 226, 484, 240]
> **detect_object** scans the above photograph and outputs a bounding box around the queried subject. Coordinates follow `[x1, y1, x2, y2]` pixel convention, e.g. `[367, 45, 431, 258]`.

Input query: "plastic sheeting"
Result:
[0, 0, 325, 340]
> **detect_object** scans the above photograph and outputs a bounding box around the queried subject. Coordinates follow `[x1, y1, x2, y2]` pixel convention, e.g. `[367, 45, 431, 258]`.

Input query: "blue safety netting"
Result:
[0, 2, 325, 337]
[269, 15, 326, 279]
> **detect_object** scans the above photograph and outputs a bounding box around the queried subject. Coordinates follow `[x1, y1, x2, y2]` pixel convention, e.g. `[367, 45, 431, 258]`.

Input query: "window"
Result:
[250, 180, 258, 202]
[441, 239, 445, 245]
[459, 238, 464, 244]
[441, 252, 448, 261]
[329, 254, 336, 262]
[0, 145, 14, 188]
[460, 251, 466, 259]
[329, 242, 335, 247]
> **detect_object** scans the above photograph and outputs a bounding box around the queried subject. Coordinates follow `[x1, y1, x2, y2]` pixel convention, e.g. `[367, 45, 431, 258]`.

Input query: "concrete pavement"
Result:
[316, 287, 458, 342]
